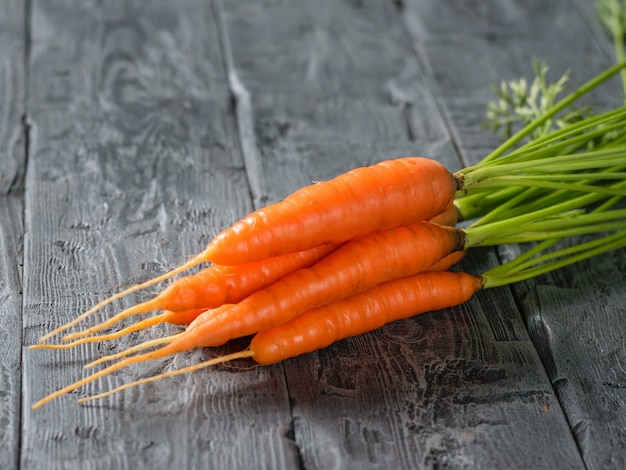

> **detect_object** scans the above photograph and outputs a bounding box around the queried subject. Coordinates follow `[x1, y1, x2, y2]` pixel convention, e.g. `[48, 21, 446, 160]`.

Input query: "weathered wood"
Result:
[221, 0, 583, 468]
[22, 1, 297, 468]
[403, 0, 626, 467]
[0, 0, 25, 468]
[402, 0, 619, 164]
[9, 0, 624, 468]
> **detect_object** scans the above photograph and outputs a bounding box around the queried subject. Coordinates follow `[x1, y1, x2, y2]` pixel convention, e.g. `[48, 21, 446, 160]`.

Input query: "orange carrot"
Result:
[57, 243, 338, 341]
[135, 220, 464, 350]
[62, 221, 462, 349]
[39, 157, 458, 343]
[48, 207, 461, 345]
[249, 270, 481, 363]
[125, 243, 338, 313]
[205, 157, 458, 265]
[44, 248, 468, 354]
[32, 219, 466, 407]
[429, 249, 466, 271]
[428, 204, 460, 227]
[31, 271, 480, 408]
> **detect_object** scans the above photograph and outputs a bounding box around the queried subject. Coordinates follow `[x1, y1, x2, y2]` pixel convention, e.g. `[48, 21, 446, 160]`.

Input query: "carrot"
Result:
[52, 220, 461, 350]
[46, 206, 460, 345]
[428, 204, 460, 227]
[238, 271, 481, 364]
[130, 221, 465, 349]
[113, 243, 338, 314]
[31, 271, 480, 409]
[32, 220, 465, 408]
[54, 243, 338, 342]
[45, 249, 467, 358]
[205, 157, 458, 264]
[39, 157, 458, 343]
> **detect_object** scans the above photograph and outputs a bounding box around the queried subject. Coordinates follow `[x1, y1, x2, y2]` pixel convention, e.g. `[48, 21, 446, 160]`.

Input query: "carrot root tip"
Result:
[76, 349, 256, 405]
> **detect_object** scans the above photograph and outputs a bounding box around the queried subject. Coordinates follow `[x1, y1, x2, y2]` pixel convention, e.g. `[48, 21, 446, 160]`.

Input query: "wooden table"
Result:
[2, 0, 625, 468]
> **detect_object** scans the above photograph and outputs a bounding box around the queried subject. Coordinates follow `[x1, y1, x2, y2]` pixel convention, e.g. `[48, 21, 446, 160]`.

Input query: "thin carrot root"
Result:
[32, 314, 171, 351]
[60, 300, 163, 342]
[38, 248, 212, 343]
[59, 244, 340, 342]
[84, 334, 181, 370]
[77, 350, 256, 404]
[31, 337, 191, 410]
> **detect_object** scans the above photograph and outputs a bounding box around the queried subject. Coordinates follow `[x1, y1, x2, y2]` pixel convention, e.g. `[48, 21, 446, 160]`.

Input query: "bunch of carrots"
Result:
[31, 61, 626, 409]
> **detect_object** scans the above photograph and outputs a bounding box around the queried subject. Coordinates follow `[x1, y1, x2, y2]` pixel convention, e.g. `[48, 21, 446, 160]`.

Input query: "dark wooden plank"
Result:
[221, 0, 582, 467]
[403, 0, 626, 467]
[22, 1, 298, 468]
[0, 0, 25, 468]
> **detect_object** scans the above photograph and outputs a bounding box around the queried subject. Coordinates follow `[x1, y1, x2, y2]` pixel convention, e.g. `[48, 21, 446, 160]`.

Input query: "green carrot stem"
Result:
[456, 186, 542, 224]
[484, 187, 625, 278]
[489, 232, 623, 277]
[484, 238, 561, 277]
[479, 221, 626, 246]
[495, 172, 626, 180]
[461, 148, 626, 185]
[477, 164, 626, 224]
[463, 181, 625, 247]
[490, 111, 626, 166]
[482, 230, 626, 288]
[488, 106, 626, 164]
[466, 178, 626, 196]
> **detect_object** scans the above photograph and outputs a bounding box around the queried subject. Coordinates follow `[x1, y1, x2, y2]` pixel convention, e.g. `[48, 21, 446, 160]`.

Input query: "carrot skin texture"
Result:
[149, 208, 456, 316]
[159, 208, 457, 316]
[154, 243, 337, 312]
[161, 309, 207, 326]
[204, 157, 458, 265]
[166, 221, 465, 351]
[251, 271, 482, 364]
[152, 249, 467, 328]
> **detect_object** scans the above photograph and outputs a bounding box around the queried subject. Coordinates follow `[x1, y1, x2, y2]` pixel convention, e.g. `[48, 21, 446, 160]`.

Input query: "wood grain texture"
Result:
[402, 0, 619, 164]
[0, 0, 25, 468]
[403, 0, 626, 467]
[0, 200, 23, 470]
[221, 0, 583, 468]
[8, 0, 623, 468]
[22, 1, 297, 468]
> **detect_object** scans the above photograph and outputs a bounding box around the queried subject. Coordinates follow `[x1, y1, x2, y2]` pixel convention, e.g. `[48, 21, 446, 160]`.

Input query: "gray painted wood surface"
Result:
[0, 0, 25, 468]
[0, 0, 622, 468]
